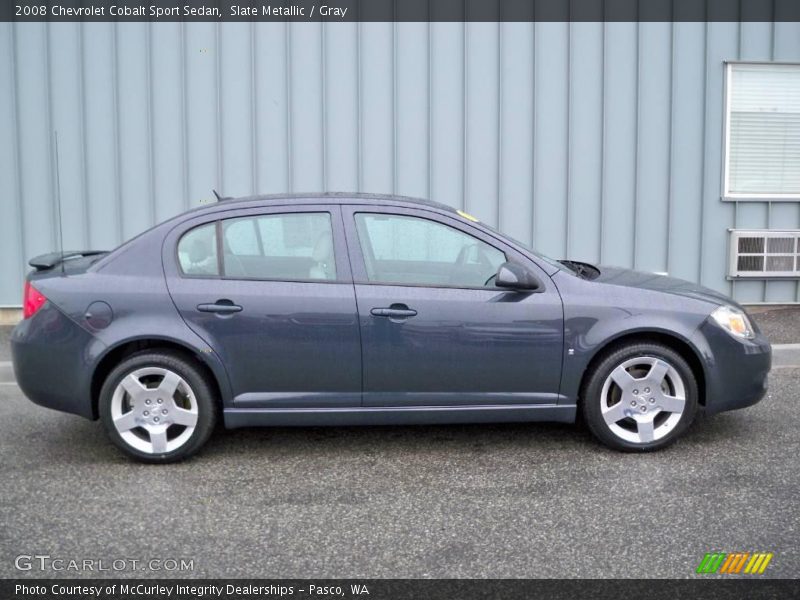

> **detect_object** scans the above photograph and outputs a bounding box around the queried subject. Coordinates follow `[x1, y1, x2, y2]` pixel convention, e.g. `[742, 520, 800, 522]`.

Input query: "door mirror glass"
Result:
[495, 262, 541, 291]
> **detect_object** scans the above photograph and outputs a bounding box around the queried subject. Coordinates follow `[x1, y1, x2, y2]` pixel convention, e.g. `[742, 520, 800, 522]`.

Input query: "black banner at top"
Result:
[4, 0, 800, 23]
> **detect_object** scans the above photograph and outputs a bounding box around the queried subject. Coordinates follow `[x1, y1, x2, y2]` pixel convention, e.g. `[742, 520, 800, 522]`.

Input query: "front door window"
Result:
[354, 213, 506, 288]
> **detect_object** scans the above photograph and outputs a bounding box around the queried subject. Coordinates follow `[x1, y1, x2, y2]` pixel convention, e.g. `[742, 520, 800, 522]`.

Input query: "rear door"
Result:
[342, 205, 564, 407]
[163, 204, 362, 408]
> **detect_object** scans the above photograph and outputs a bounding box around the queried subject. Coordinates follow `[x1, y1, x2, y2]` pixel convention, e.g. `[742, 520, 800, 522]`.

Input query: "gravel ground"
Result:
[747, 306, 800, 345]
[0, 369, 797, 579]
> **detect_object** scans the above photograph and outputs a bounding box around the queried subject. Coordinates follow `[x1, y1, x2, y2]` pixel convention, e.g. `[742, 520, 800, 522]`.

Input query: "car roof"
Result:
[195, 192, 458, 215]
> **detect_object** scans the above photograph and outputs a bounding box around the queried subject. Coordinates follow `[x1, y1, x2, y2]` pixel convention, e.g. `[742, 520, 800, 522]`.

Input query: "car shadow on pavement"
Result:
[193, 412, 752, 463]
[202, 421, 586, 457]
[23, 407, 755, 466]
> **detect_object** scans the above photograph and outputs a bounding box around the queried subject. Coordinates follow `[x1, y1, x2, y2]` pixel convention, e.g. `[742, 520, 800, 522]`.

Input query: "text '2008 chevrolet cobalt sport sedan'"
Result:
[12, 194, 771, 462]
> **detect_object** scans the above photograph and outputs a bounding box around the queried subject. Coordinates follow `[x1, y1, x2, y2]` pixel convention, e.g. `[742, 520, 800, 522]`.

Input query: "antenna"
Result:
[212, 189, 232, 202]
[53, 130, 65, 275]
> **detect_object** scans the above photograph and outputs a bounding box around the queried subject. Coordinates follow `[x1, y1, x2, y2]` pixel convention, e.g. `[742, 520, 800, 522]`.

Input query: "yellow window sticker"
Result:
[457, 209, 479, 222]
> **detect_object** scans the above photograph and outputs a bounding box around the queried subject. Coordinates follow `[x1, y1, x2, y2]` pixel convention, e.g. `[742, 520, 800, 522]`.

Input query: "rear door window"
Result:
[221, 212, 336, 281]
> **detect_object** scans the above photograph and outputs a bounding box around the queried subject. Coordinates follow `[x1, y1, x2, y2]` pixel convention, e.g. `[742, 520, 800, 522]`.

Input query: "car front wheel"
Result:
[99, 351, 216, 463]
[581, 342, 698, 452]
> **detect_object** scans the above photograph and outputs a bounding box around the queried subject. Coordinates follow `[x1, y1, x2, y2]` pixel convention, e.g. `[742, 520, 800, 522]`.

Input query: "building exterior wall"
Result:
[1, 19, 800, 307]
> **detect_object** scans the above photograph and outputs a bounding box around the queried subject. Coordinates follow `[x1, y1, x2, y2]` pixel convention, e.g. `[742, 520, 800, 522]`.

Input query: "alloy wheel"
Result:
[110, 367, 199, 454]
[599, 356, 687, 444]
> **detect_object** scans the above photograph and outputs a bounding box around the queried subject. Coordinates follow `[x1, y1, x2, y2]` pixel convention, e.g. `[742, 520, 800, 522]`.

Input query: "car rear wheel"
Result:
[99, 351, 216, 463]
[581, 342, 698, 452]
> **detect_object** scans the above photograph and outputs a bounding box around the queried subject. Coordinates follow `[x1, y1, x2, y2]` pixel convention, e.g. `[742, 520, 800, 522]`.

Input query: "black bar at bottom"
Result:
[1, 579, 798, 600]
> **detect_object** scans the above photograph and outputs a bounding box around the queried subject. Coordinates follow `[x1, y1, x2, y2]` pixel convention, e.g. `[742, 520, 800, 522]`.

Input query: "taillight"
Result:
[23, 281, 47, 319]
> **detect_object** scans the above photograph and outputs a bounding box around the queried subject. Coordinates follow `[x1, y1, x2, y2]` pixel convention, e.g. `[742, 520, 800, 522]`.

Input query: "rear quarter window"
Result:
[178, 223, 219, 276]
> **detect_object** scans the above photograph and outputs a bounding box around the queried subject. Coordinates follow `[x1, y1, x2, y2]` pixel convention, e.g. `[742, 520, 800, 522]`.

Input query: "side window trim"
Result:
[253, 218, 265, 256]
[215, 220, 224, 276]
[354, 215, 378, 280]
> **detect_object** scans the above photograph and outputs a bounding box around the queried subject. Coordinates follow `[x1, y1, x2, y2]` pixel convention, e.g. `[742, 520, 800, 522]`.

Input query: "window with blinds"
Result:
[724, 63, 800, 199]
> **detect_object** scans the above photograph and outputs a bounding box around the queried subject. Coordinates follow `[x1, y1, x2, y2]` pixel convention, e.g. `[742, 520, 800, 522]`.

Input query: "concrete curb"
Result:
[0, 309, 22, 326]
[0, 362, 13, 384]
[771, 344, 800, 370]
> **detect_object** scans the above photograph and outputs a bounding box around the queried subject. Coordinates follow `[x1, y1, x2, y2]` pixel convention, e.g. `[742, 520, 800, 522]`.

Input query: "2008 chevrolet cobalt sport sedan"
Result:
[11, 194, 771, 462]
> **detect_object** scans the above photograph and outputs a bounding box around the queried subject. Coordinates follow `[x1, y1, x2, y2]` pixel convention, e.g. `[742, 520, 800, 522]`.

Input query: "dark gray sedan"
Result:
[11, 194, 771, 462]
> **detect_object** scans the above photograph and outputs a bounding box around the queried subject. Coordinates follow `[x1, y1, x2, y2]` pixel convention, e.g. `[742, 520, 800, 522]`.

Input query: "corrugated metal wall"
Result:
[2, 19, 800, 306]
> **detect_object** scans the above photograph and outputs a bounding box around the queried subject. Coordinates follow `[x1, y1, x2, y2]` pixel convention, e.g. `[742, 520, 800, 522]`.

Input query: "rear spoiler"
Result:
[29, 250, 108, 271]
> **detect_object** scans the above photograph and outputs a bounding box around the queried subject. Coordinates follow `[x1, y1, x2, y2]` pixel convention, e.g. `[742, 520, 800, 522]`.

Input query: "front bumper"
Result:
[692, 320, 771, 415]
[11, 303, 101, 419]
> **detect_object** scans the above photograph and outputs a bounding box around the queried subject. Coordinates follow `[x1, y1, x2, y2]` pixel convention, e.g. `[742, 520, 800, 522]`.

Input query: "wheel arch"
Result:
[577, 330, 708, 408]
[90, 336, 228, 420]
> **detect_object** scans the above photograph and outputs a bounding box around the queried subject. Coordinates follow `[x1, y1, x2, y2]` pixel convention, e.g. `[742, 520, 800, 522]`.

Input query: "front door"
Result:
[342, 206, 564, 407]
[164, 205, 361, 408]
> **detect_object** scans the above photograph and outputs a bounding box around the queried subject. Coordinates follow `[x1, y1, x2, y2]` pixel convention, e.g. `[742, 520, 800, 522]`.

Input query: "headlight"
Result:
[710, 305, 754, 339]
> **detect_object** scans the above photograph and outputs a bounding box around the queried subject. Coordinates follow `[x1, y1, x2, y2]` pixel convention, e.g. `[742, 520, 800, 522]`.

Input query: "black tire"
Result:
[581, 342, 698, 452]
[99, 350, 217, 463]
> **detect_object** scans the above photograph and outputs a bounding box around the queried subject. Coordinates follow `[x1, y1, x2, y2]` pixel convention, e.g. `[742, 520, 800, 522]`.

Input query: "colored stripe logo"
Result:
[696, 552, 773, 574]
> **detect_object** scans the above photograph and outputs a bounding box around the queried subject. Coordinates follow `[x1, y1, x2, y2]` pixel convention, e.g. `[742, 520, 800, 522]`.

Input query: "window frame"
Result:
[172, 204, 350, 284]
[722, 60, 800, 201]
[342, 205, 536, 292]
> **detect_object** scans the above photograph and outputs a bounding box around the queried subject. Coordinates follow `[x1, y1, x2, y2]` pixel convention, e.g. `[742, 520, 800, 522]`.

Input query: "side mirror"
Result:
[495, 262, 541, 291]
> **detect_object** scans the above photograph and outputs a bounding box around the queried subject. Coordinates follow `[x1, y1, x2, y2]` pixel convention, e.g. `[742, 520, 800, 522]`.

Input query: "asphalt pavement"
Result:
[1, 310, 799, 580]
[0, 358, 798, 579]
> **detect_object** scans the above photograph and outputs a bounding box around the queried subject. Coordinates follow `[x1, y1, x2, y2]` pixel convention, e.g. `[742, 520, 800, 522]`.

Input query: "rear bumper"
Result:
[692, 320, 771, 415]
[11, 303, 101, 419]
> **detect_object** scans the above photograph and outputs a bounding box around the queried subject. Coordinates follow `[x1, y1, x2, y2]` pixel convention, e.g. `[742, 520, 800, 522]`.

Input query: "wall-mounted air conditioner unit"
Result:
[728, 229, 800, 278]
